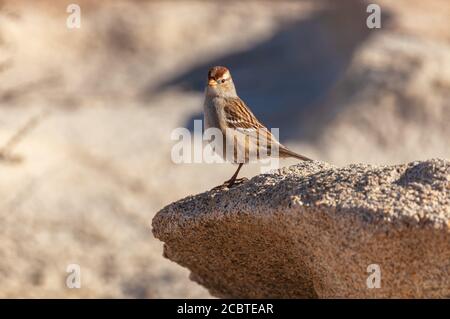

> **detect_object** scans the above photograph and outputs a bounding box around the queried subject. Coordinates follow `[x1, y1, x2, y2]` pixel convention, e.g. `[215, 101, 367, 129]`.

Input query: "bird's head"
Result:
[206, 66, 237, 97]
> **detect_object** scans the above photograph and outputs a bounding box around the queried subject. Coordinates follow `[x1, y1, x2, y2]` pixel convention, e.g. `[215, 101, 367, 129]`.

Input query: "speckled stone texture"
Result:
[152, 159, 450, 298]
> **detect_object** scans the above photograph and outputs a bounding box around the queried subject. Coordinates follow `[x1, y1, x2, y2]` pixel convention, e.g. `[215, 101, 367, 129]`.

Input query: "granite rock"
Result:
[153, 159, 450, 298]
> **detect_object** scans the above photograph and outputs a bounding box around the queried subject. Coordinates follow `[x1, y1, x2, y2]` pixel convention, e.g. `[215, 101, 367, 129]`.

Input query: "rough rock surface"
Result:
[152, 159, 450, 298]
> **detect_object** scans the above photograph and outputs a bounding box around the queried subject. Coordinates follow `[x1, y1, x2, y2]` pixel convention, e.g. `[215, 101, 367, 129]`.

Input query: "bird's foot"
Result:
[225, 177, 248, 188]
[211, 177, 248, 191]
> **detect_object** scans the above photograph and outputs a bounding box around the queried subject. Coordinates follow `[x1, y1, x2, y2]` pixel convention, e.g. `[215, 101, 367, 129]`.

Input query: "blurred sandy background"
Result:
[0, 0, 449, 297]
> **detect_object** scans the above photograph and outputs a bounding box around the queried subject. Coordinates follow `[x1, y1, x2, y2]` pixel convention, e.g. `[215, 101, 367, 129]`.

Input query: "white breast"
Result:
[203, 97, 221, 130]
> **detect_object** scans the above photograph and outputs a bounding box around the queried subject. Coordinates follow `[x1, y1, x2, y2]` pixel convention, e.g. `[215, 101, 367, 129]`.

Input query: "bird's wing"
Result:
[222, 97, 311, 162]
[223, 97, 267, 132]
[222, 97, 280, 155]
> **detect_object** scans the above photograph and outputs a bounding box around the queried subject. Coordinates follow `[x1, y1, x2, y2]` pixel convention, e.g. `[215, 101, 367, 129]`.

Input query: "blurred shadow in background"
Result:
[150, 0, 390, 142]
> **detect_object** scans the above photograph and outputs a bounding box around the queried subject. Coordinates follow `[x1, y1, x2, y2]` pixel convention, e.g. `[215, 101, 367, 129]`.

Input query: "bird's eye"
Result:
[220, 79, 226, 83]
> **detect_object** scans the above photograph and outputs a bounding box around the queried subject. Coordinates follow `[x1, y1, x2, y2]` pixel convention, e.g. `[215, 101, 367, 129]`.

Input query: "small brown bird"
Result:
[203, 66, 312, 188]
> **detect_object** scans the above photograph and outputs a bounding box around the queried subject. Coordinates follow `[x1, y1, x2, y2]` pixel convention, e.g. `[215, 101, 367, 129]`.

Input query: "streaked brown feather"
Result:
[223, 97, 264, 130]
[222, 97, 280, 159]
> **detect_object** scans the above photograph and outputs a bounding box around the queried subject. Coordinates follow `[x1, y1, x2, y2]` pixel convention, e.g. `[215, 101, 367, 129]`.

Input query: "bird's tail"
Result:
[279, 146, 312, 161]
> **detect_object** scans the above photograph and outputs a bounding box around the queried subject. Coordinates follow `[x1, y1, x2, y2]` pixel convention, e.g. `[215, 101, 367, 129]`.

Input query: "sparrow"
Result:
[203, 66, 312, 188]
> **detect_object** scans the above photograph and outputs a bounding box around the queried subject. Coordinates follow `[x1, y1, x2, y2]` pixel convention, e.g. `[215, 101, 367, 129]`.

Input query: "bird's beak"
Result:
[208, 79, 217, 87]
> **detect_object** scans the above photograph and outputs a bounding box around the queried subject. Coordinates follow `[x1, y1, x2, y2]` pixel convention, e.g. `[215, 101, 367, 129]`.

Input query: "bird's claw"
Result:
[211, 177, 248, 191]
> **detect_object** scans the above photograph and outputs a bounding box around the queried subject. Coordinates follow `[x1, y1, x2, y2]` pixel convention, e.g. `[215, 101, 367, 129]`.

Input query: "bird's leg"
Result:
[224, 163, 245, 188]
[211, 164, 248, 191]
